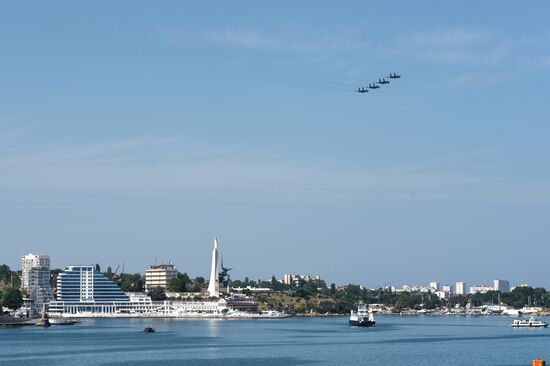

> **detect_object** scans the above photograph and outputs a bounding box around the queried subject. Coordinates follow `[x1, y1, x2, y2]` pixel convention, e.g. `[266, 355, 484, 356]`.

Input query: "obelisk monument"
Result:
[207, 236, 220, 297]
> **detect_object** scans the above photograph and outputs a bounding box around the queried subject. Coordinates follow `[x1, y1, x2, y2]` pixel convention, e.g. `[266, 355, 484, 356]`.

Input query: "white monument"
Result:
[207, 237, 220, 297]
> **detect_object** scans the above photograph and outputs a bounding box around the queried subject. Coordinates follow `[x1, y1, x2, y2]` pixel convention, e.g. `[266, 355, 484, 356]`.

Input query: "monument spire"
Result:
[207, 236, 220, 297]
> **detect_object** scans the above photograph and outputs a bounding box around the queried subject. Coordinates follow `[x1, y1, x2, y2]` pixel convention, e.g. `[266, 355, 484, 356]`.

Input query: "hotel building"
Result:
[49, 265, 151, 316]
[145, 264, 178, 291]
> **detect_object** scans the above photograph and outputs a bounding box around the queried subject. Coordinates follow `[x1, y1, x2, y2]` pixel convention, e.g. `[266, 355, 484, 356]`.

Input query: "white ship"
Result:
[349, 304, 375, 327]
[511, 316, 548, 328]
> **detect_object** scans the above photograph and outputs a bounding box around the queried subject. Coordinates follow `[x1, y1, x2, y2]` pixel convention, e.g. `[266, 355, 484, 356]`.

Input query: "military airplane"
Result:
[355, 87, 369, 93]
[388, 73, 401, 79]
[378, 78, 390, 84]
[368, 83, 380, 89]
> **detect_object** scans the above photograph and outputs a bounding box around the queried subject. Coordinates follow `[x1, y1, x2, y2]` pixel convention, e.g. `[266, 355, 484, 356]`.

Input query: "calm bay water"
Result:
[1, 315, 549, 366]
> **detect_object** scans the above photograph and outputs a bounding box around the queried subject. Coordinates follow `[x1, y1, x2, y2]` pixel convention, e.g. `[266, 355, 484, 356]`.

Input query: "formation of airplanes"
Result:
[356, 73, 401, 94]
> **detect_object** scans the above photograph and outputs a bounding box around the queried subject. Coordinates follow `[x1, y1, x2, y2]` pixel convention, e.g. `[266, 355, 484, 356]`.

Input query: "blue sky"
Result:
[1, 1, 550, 288]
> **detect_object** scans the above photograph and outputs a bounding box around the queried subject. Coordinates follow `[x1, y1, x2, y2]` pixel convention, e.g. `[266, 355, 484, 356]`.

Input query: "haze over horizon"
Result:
[2, 2, 550, 288]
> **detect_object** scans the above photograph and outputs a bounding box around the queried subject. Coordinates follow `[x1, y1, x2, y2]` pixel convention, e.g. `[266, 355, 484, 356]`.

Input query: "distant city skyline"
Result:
[4, 252, 526, 292]
[2, 1, 550, 287]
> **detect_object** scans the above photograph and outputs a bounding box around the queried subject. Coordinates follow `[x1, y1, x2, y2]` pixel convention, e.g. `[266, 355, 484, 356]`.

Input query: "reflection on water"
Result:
[205, 319, 222, 338]
[0, 316, 549, 366]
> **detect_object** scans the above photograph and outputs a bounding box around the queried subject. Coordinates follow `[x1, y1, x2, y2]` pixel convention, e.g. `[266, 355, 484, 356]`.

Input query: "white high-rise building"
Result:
[494, 279, 510, 293]
[207, 237, 220, 297]
[21, 253, 54, 310]
[442, 284, 453, 294]
[455, 281, 467, 295]
[429, 282, 440, 291]
[22, 253, 51, 291]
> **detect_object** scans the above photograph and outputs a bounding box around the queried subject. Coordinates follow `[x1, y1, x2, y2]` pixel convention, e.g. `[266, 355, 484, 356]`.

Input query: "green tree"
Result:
[116, 273, 144, 292]
[10, 272, 21, 288]
[0, 264, 11, 284]
[149, 286, 167, 301]
[1, 287, 24, 311]
[270, 275, 286, 291]
[168, 272, 191, 292]
[394, 294, 410, 311]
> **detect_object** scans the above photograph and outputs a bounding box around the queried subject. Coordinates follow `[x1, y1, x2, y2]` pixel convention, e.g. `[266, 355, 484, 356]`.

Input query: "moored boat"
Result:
[49, 318, 80, 325]
[349, 304, 375, 327]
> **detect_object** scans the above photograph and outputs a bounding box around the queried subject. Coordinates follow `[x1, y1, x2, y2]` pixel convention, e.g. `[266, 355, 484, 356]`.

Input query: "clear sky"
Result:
[1, 1, 550, 288]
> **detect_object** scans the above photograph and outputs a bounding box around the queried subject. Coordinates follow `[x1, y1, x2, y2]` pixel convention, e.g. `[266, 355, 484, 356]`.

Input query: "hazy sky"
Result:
[1, 1, 550, 288]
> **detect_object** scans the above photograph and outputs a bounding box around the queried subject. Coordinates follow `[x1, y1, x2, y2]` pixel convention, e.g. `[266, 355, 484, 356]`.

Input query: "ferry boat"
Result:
[349, 304, 375, 327]
[511, 316, 548, 328]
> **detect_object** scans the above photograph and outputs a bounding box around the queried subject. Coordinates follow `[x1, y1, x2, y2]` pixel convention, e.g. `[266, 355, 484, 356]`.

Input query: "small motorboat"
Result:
[511, 316, 548, 328]
[143, 326, 156, 333]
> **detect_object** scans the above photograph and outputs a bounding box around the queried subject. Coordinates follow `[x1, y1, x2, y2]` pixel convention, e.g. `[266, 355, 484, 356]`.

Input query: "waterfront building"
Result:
[207, 237, 220, 297]
[21, 253, 54, 311]
[429, 282, 440, 291]
[225, 293, 258, 312]
[49, 265, 158, 316]
[494, 279, 510, 293]
[56, 265, 130, 302]
[48, 264, 267, 318]
[455, 281, 467, 296]
[145, 264, 177, 291]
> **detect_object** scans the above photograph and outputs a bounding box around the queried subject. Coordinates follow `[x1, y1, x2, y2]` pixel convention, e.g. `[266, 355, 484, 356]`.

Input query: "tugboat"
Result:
[511, 316, 548, 328]
[349, 303, 375, 327]
[143, 326, 156, 333]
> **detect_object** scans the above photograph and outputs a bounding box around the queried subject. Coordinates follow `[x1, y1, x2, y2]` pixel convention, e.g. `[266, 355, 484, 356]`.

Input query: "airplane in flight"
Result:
[388, 73, 401, 79]
[378, 78, 390, 84]
[368, 83, 380, 89]
[355, 87, 369, 93]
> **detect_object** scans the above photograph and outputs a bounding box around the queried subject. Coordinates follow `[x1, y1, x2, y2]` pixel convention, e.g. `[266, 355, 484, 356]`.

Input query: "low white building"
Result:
[469, 285, 494, 294]
[282, 274, 321, 286]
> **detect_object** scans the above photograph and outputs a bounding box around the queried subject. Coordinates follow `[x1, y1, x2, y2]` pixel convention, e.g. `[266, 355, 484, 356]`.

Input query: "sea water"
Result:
[1, 315, 549, 365]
